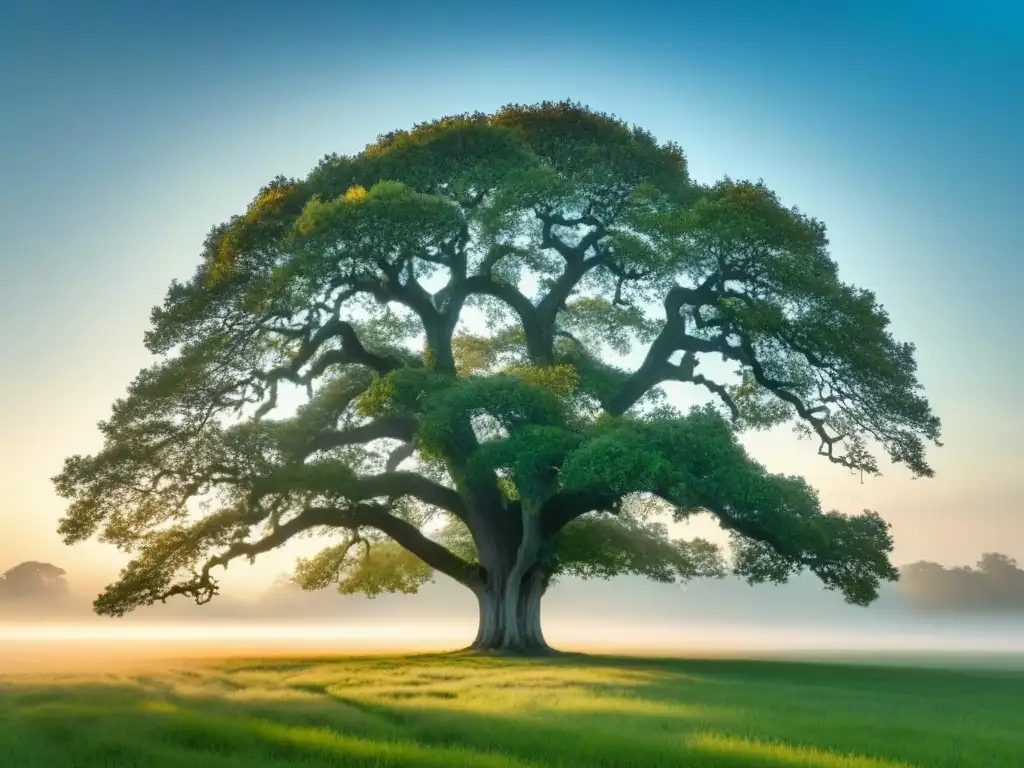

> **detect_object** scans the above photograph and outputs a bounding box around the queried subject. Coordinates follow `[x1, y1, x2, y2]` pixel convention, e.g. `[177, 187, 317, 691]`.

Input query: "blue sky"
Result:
[0, 0, 1020, 593]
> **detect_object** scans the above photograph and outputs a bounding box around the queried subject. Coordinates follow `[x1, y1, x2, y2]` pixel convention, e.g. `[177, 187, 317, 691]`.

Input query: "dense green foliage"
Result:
[53, 101, 940, 648]
[1, 654, 1021, 767]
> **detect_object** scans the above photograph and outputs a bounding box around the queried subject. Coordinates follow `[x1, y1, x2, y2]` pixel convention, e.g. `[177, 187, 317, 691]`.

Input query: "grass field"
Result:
[0, 651, 1021, 767]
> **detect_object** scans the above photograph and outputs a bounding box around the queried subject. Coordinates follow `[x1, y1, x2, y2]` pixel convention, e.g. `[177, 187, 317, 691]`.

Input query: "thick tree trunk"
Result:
[497, 510, 543, 652]
[471, 586, 504, 650]
[467, 568, 551, 654]
[518, 567, 547, 649]
[460, 501, 555, 654]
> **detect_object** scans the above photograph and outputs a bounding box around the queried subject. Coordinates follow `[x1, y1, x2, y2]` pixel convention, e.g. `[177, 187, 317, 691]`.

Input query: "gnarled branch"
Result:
[349, 471, 468, 522]
[253, 318, 406, 418]
[541, 491, 622, 538]
[159, 501, 481, 605]
[603, 283, 738, 416]
[303, 415, 418, 457]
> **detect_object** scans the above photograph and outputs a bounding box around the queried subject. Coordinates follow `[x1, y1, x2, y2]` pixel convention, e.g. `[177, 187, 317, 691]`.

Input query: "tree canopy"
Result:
[53, 101, 941, 652]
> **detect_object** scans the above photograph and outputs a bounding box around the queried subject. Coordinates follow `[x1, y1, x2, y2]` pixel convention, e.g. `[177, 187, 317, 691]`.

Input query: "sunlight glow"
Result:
[1, 619, 1020, 652]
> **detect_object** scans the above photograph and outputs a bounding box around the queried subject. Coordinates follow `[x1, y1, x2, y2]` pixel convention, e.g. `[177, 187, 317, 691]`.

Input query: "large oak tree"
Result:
[54, 101, 941, 653]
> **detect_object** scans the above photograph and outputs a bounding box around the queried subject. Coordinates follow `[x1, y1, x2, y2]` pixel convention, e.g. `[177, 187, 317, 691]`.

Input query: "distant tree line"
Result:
[3, 555, 1022, 617]
[0, 561, 70, 604]
[898, 553, 1024, 613]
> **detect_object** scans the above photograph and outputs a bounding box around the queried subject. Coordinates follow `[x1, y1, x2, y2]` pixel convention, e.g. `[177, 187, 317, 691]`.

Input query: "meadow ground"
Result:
[0, 648, 1021, 767]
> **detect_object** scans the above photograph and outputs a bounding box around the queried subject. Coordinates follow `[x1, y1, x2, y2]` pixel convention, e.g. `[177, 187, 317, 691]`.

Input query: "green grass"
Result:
[0, 651, 1021, 767]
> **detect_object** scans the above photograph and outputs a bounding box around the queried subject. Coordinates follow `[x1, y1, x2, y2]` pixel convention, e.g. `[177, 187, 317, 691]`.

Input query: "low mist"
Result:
[3, 567, 1022, 675]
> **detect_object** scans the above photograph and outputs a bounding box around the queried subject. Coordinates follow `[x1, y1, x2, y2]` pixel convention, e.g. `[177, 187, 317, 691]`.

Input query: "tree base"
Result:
[456, 642, 563, 658]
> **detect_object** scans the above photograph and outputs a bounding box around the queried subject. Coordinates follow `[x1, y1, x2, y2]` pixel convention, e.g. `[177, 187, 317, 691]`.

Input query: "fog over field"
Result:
[3, 573, 1021, 675]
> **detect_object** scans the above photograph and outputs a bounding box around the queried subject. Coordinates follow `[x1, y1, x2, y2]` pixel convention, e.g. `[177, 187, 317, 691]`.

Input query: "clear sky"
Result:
[0, 0, 1020, 598]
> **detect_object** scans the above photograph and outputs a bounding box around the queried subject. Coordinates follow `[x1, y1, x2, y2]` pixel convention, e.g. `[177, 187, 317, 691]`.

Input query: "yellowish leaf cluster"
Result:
[503, 363, 579, 395]
[244, 184, 296, 223]
[343, 185, 368, 203]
